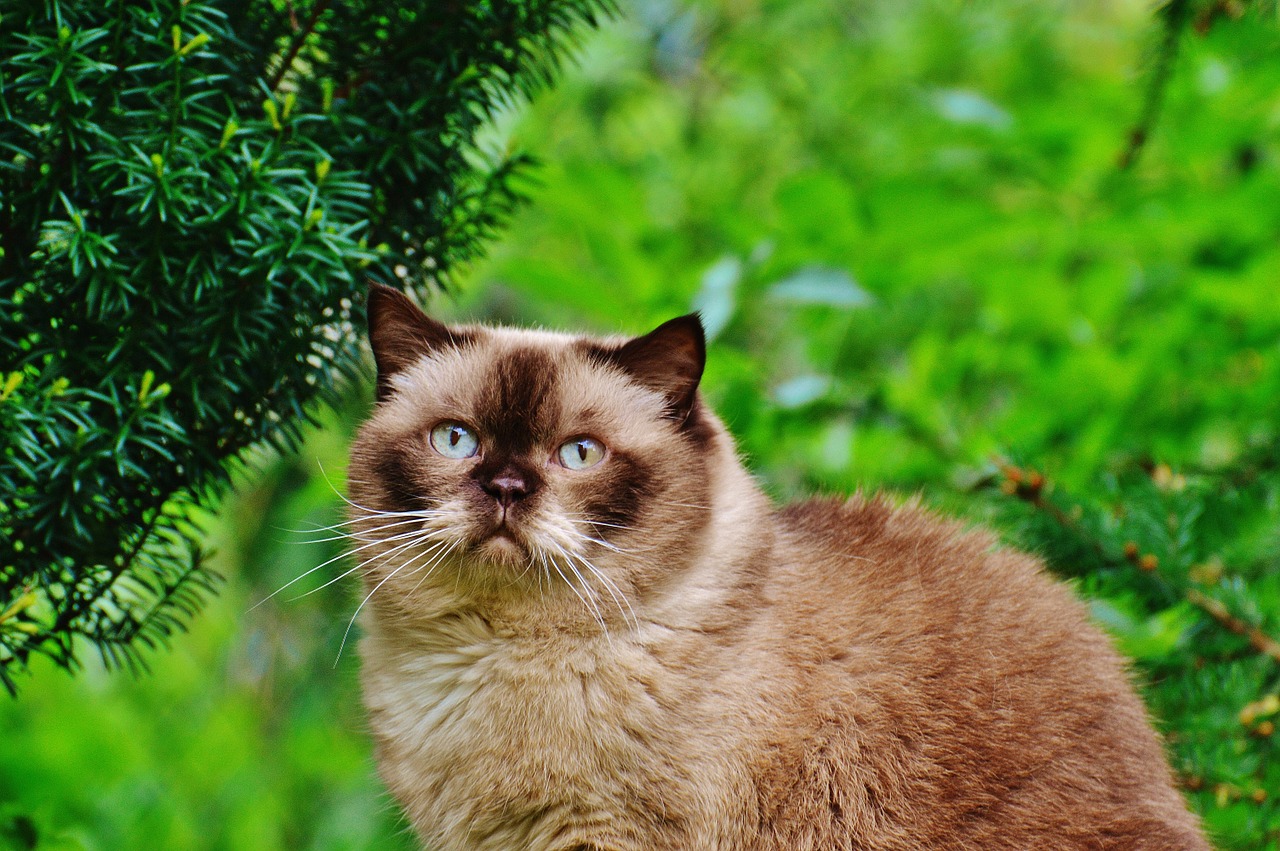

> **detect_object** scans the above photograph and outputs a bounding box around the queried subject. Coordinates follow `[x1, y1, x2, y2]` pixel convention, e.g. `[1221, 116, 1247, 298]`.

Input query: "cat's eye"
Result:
[557, 437, 605, 470]
[429, 422, 479, 459]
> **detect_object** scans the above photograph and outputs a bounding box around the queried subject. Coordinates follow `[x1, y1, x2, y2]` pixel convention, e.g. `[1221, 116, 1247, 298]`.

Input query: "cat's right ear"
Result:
[607, 313, 706, 425]
[366, 283, 466, 401]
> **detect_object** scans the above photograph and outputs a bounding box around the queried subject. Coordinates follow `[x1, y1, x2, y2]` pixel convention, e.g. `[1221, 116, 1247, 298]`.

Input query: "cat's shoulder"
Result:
[768, 491, 1119, 696]
[774, 491, 1069, 611]
[778, 490, 996, 563]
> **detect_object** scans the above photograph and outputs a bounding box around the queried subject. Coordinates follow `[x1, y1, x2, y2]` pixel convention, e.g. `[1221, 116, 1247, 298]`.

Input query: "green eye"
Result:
[429, 422, 479, 459]
[557, 437, 605, 470]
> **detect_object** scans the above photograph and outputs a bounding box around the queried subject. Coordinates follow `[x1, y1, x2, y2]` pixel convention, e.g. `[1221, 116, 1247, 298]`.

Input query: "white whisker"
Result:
[576, 534, 628, 555]
[406, 539, 461, 597]
[560, 515, 661, 555]
[299, 532, 448, 603]
[261, 521, 451, 610]
[544, 544, 609, 641]
[505, 551, 539, 590]
[283, 506, 447, 531]
[290, 516, 443, 547]
[249, 537, 386, 610]
[562, 514, 635, 532]
[334, 539, 445, 666]
[314, 462, 450, 524]
[562, 547, 639, 632]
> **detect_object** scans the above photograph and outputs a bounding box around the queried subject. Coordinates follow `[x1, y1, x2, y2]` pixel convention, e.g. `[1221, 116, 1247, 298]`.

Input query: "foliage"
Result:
[2, 0, 1279, 849]
[0, 0, 613, 693]
[0, 400, 413, 851]
[987, 458, 1280, 842]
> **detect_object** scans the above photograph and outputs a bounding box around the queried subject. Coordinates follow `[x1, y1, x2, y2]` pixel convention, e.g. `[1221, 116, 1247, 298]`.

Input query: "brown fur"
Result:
[349, 285, 1209, 850]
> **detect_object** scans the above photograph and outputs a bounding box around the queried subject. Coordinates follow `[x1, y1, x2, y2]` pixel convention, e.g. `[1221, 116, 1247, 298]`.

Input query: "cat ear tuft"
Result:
[366, 283, 467, 401]
[610, 313, 706, 423]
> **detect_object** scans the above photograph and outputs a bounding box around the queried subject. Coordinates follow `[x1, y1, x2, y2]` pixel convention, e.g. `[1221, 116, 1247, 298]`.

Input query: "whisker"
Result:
[335, 566, 411, 667]
[405, 539, 461, 598]
[280, 506, 448, 534]
[298, 533, 448, 603]
[314, 462, 446, 523]
[544, 544, 609, 641]
[560, 515, 661, 555]
[289, 515, 443, 545]
[249, 533, 400, 611]
[257, 522, 447, 610]
[321, 522, 449, 552]
[561, 525, 655, 556]
[292, 505, 447, 525]
[298, 504, 448, 532]
[573, 533, 629, 555]
[381, 539, 452, 599]
[315, 467, 379, 516]
[504, 551, 539, 591]
[562, 514, 635, 532]
[551, 544, 612, 636]
[334, 537, 452, 666]
[562, 547, 639, 631]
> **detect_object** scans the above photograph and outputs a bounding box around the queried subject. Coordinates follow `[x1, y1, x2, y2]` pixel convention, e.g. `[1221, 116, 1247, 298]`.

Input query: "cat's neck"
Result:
[641, 437, 774, 633]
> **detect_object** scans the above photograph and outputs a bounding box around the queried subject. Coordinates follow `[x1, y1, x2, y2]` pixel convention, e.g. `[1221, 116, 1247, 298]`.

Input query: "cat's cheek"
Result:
[368, 461, 417, 514]
[574, 448, 655, 531]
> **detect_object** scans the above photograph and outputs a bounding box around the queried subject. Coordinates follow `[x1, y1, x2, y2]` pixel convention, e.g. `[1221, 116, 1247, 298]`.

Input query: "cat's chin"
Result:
[473, 530, 530, 568]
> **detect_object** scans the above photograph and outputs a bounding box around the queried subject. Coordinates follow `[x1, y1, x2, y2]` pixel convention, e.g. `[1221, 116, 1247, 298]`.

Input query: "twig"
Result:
[993, 461, 1280, 665]
[268, 1, 331, 93]
[51, 507, 164, 640]
[1118, 0, 1192, 170]
[1186, 589, 1280, 665]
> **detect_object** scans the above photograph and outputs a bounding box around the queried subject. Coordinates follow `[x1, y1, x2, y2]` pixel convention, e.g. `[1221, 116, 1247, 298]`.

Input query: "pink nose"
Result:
[480, 471, 531, 507]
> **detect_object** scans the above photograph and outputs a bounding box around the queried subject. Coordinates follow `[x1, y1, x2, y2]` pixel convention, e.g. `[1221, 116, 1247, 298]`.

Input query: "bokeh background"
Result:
[4, 0, 1280, 848]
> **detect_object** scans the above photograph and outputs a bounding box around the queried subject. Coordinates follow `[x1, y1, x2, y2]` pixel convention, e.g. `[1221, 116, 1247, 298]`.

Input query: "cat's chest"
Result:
[360, 615, 731, 848]
[369, 627, 652, 747]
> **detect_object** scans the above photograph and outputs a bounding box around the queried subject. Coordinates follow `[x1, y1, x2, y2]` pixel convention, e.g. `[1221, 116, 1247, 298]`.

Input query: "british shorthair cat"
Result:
[348, 284, 1208, 850]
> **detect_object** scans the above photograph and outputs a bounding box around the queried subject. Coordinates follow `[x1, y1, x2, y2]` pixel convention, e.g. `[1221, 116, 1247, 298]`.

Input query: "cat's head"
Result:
[347, 285, 722, 625]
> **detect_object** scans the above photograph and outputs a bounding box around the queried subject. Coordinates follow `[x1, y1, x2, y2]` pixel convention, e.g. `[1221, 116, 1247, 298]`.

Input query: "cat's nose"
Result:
[480, 468, 534, 507]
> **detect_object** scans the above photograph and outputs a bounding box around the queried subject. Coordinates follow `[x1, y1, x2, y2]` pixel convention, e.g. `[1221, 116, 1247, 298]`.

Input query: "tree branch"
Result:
[1187, 589, 1280, 665]
[1118, 0, 1192, 170]
[268, 1, 331, 92]
[993, 462, 1280, 665]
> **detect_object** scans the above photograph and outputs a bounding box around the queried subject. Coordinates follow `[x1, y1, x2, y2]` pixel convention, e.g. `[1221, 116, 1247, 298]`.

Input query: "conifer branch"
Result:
[0, 0, 616, 693]
[1118, 0, 1192, 170]
[1186, 589, 1280, 665]
[269, 1, 331, 92]
[993, 462, 1280, 666]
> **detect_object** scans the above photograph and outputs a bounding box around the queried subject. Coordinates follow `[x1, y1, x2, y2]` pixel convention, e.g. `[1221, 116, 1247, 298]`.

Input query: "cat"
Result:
[348, 283, 1209, 851]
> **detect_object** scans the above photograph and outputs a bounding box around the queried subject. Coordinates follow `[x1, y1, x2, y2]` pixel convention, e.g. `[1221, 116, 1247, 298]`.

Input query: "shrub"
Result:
[0, 0, 612, 693]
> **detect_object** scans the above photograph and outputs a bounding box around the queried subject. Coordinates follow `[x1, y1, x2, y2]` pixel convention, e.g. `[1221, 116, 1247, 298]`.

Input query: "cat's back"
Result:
[775, 493, 1088, 660]
[755, 494, 1208, 850]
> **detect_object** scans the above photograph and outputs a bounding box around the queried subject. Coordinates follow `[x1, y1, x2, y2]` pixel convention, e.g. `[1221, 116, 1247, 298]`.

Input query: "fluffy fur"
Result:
[348, 284, 1208, 850]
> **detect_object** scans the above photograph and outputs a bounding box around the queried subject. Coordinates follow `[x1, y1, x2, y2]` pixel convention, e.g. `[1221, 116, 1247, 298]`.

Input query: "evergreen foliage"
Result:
[0, 0, 613, 694]
[985, 455, 1280, 842]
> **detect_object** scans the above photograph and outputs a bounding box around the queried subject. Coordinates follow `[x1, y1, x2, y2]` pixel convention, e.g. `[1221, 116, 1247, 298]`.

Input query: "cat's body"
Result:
[350, 285, 1208, 850]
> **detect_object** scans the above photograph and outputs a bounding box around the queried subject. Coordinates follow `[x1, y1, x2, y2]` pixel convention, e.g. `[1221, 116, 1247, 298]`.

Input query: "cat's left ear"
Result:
[366, 283, 469, 401]
[610, 313, 706, 424]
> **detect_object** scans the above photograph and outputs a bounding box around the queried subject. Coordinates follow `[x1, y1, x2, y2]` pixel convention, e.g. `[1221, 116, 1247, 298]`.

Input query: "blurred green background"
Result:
[4, 0, 1280, 848]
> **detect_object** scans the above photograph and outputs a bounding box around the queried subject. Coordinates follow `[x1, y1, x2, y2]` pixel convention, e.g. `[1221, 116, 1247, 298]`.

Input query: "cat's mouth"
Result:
[473, 517, 530, 563]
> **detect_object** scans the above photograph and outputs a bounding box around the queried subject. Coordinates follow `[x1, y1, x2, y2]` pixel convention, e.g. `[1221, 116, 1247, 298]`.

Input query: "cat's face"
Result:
[347, 286, 718, 624]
